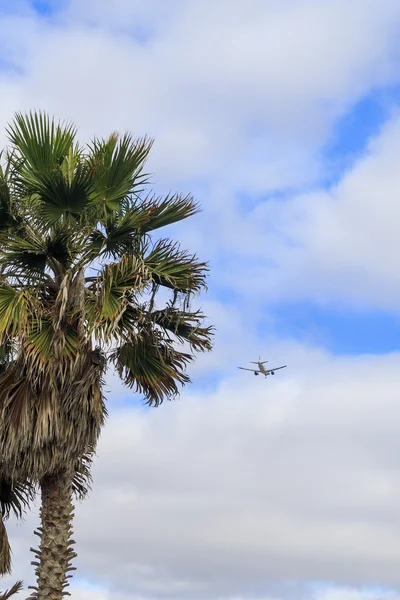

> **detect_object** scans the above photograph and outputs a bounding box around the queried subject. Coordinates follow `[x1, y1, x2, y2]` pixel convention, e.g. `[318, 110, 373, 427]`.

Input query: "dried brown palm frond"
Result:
[0, 478, 36, 520]
[0, 580, 23, 600]
[0, 517, 11, 576]
[0, 478, 37, 576]
[0, 350, 107, 482]
[72, 452, 94, 500]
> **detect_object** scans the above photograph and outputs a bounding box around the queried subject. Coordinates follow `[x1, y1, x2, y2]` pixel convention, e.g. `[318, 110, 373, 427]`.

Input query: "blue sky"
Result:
[3, 1, 400, 600]
[207, 84, 400, 358]
[323, 88, 393, 178]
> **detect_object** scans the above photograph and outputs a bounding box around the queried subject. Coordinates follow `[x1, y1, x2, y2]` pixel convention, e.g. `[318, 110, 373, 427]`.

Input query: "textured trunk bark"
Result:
[28, 471, 76, 600]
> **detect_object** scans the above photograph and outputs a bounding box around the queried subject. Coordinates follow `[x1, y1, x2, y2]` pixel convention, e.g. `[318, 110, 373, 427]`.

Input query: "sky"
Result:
[2, 1, 400, 599]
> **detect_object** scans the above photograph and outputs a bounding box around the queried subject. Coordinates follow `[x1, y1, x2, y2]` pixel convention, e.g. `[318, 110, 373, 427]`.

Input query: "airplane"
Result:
[238, 358, 287, 378]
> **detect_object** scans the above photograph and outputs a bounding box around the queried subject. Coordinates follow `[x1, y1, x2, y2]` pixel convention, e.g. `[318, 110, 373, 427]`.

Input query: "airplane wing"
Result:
[266, 365, 287, 373]
[238, 367, 257, 372]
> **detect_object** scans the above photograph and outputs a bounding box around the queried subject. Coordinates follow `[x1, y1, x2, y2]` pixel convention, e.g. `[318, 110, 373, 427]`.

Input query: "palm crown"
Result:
[0, 111, 213, 485]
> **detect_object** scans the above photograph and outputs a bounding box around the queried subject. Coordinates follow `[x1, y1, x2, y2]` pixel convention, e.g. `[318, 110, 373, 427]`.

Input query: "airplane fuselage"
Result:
[239, 358, 286, 377]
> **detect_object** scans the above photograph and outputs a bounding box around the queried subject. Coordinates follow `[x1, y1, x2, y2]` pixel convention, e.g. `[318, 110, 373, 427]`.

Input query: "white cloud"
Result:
[2, 2, 400, 599]
[0, 0, 399, 313]
[0, 0, 399, 191]
[210, 111, 400, 310]
[5, 344, 400, 596]
[2, 347, 392, 599]
[316, 588, 400, 600]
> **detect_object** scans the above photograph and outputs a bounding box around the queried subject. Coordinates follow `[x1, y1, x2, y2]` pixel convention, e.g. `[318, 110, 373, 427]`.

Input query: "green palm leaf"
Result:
[0, 231, 50, 278]
[111, 332, 191, 406]
[150, 307, 213, 351]
[89, 133, 152, 212]
[29, 163, 93, 225]
[89, 211, 148, 259]
[88, 193, 200, 259]
[0, 285, 34, 335]
[145, 239, 208, 293]
[6, 111, 76, 174]
[92, 254, 150, 320]
[139, 193, 201, 232]
[26, 319, 54, 360]
[6, 112, 92, 226]
[0, 154, 20, 233]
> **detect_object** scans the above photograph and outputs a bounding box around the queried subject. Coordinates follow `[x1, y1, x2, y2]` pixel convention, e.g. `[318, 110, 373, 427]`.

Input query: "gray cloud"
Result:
[31, 349, 400, 598]
[4, 345, 400, 599]
[210, 113, 400, 311]
[0, 0, 399, 316]
[0, 0, 399, 191]
[2, 2, 400, 599]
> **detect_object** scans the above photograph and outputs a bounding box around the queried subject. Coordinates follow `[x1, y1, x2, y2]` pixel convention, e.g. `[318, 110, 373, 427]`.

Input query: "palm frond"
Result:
[6, 112, 92, 226]
[0, 353, 106, 482]
[0, 285, 34, 336]
[0, 479, 36, 520]
[140, 193, 201, 232]
[111, 332, 192, 406]
[92, 255, 150, 320]
[59, 325, 81, 358]
[0, 232, 48, 278]
[0, 581, 23, 599]
[151, 306, 213, 352]
[42, 228, 72, 270]
[33, 165, 93, 226]
[145, 239, 208, 293]
[86, 299, 134, 343]
[71, 452, 94, 501]
[0, 217, 74, 279]
[88, 212, 147, 260]
[88, 133, 152, 212]
[88, 193, 200, 260]
[0, 368, 32, 442]
[0, 340, 15, 372]
[0, 518, 11, 575]
[26, 319, 54, 360]
[0, 154, 20, 233]
[6, 111, 76, 174]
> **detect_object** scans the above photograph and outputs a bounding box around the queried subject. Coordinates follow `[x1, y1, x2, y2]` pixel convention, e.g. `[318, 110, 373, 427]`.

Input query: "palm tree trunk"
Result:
[28, 471, 76, 600]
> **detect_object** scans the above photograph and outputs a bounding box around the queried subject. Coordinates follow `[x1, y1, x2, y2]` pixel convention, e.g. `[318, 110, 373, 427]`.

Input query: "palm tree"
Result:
[0, 112, 213, 599]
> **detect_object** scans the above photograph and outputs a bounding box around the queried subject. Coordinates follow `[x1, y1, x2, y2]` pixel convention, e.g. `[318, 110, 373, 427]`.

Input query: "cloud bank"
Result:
[2, 1, 400, 599]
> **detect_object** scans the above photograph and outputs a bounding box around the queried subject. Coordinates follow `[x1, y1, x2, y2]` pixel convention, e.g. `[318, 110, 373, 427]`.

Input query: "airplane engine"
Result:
[254, 371, 259, 376]
[271, 371, 275, 375]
